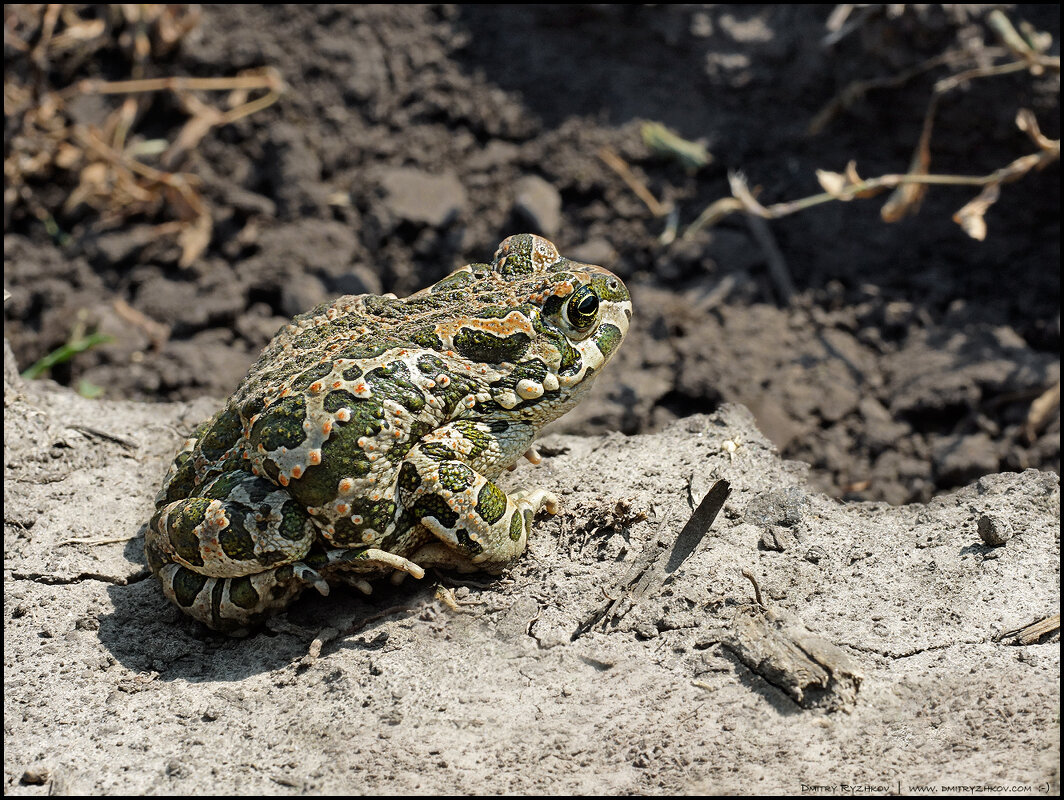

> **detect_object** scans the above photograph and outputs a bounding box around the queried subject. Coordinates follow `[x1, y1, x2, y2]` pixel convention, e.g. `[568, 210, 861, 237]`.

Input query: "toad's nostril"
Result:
[625, 308, 632, 320]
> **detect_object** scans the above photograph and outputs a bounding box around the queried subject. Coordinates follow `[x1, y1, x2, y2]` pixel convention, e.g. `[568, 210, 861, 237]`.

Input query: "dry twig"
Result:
[597, 146, 670, 218]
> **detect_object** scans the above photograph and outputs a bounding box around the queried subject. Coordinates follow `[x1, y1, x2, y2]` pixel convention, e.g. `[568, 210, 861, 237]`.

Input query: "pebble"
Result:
[378, 167, 466, 227]
[21, 764, 50, 785]
[978, 514, 1013, 546]
[513, 174, 562, 238]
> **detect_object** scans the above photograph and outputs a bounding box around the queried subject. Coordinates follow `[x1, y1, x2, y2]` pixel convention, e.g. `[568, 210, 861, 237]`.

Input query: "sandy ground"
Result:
[4, 355, 1059, 795]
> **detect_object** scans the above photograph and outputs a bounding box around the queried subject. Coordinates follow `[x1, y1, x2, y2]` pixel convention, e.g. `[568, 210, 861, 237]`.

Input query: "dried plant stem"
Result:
[72, 71, 284, 96]
[684, 139, 1058, 238]
[597, 146, 670, 218]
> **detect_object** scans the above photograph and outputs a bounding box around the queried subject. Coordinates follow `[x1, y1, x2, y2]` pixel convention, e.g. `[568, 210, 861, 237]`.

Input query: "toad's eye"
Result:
[565, 285, 599, 331]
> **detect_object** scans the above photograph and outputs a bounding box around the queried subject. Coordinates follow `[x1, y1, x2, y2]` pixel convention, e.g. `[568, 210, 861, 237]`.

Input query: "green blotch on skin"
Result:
[594, 322, 623, 359]
[541, 294, 564, 319]
[476, 481, 507, 525]
[162, 498, 215, 568]
[333, 396, 385, 439]
[198, 406, 243, 462]
[239, 395, 266, 423]
[291, 361, 334, 392]
[291, 323, 331, 351]
[420, 441, 456, 462]
[509, 511, 524, 542]
[414, 354, 478, 415]
[330, 498, 398, 546]
[413, 494, 459, 530]
[219, 514, 257, 561]
[361, 295, 406, 318]
[494, 233, 538, 277]
[398, 461, 422, 494]
[367, 361, 426, 412]
[145, 541, 167, 575]
[532, 311, 580, 375]
[278, 500, 311, 542]
[337, 340, 393, 361]
[171, 567, 209, 608]
[158, 451, 197, 506]
[590, 272, 631, 303]
[455, 528, 484, 556]
[324, 389, 359, 414]
[438, 462, 474, 493]
[411, 329, 445, 350]
[557, 340, 581, 376]
[451, 420, 495, 459]
[492, 360, 550, 404]
[453, 328, 530, 364]
[430, 270, 477, 292]
[199, 472, 246, 502]
[228, 575, 261, 610]
[286, 428, 373, 508]
[416, 354, 446, 374]
[249, 395, 308, 454]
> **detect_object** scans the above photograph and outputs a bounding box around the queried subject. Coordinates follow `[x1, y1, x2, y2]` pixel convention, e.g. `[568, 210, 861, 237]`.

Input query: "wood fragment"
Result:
[723, 602, 863, 711]
[66, 425, 139, 450]
[997, 613, 1060, 646]
[56, 534, 138, 547]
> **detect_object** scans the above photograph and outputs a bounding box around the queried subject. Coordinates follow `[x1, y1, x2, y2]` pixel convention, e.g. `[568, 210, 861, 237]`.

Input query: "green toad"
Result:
[145, 234, 632, 631]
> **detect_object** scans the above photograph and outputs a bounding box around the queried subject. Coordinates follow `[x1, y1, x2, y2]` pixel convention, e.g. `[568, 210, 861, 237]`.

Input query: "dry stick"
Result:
[728, 173, 796, 304]
[57, 534, 138, 547]
[597, 146, 670, 218]
[71, 71, 285, 97]
[29, 4, 61, 68]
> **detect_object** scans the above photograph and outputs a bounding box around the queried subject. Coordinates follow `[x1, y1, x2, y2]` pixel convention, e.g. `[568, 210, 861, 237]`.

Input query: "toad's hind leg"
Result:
[147, 558, 327, 634]
[144, 471, 328, 631]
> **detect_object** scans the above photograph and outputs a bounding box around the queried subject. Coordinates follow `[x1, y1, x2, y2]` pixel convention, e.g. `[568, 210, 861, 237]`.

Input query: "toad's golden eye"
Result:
[565, 285, 599, 331]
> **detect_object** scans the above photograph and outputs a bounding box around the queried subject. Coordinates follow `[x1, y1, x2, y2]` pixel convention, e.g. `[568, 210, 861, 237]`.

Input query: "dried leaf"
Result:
[952, 181, 1000, 241]
[177, 213, 212, 268]
[816, 169, 849, 199]
[641, 122, 712, 171]
[881, 181, 927, 223]
[65, 161, 110, 212]
[1016, 109, 1056, 152]
[816, 161, 869, 201]
[882, 94, 937, 222]
[54, 142, 82, 169]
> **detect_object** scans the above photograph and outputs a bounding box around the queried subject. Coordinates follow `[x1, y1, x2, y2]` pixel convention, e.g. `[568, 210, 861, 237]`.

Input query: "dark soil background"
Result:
[4, 4, 1060, 505]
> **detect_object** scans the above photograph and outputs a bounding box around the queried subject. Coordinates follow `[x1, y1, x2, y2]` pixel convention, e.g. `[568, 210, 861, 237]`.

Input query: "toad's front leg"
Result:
[397, 421, 559, 572]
